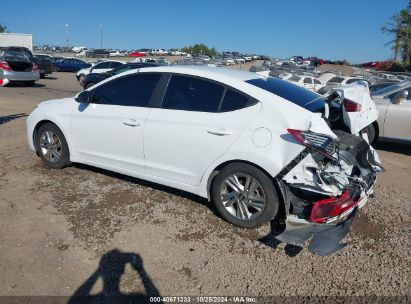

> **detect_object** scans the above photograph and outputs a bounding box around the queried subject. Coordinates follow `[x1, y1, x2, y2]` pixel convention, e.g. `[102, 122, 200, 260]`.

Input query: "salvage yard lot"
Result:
[0, 72, 410, 298]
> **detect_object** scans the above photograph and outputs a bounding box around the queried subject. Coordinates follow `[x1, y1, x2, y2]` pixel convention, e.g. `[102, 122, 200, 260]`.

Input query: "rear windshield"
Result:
[245, 77, 325, 112]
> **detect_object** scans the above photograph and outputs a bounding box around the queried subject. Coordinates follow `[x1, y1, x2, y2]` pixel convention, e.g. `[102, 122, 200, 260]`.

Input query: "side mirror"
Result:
[75, 90, 92, 103]
[393, 90, 408, 104]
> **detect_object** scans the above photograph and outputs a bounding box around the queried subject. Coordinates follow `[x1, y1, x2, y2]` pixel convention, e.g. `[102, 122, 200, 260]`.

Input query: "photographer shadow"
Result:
[69, 249, 162, 304]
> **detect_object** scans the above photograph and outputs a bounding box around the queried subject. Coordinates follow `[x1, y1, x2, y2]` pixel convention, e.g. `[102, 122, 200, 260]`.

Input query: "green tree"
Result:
[382, 2, 411, 64]
[0, 23, 7, 33]
[181, 43, 218, 57]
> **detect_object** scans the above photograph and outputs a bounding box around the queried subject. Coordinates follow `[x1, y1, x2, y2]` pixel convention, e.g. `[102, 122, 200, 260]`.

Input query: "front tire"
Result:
[35, 123, 71, 169]
[211, 163, 279, 228]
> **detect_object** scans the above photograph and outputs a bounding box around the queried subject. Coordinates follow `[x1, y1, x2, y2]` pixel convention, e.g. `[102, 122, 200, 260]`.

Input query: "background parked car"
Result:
[1, 47, 53, 78]
[76, 61, 124, 85]
[368, 80, 411, 143]
[54, 58, 91, 72]
[0, 51, 40, 86]
[286, 75, 324, 92]
[81, 62, 163, 89]
[127, 51, 146, 57]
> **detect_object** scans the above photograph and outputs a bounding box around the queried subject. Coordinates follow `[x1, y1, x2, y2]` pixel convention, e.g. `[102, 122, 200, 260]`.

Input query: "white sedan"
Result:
[286, 75, 325, 92]
[76, 61, 125, 85]
[368, 80, 411, 143]
[27, 66, 382, 253]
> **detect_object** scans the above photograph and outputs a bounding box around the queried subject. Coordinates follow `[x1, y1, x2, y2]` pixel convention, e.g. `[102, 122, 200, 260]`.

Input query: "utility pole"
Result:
[65, 24, 70, 50]
[100, 24, 103, 49]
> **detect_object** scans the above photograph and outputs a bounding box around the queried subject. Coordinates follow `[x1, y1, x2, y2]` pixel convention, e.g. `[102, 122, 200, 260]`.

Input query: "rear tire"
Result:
[35, 123, 71, 169]
[211, 163, 279, 229]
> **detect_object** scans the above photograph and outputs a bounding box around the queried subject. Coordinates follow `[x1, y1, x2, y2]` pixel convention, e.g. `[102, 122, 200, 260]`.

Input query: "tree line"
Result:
[382, 0, 411, 69]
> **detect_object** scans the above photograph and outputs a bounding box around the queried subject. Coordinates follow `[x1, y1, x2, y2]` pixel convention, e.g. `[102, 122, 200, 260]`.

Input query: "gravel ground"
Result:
[0, 73, 410, 301]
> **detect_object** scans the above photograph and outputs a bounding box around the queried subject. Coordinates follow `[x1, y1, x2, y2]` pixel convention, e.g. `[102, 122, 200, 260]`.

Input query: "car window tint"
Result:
[220, 89, 250, 112]
[289, 76, 300, 82]
[328, 77, 344, 83]
[346, 78, 362, 84]
[95, 62, 111, 69]
[303, 78, 312, 84]
[313, 79, 321, 84]
[162, 75, 224, 112]
[110, 62, 123, 68]
[92, 73, 161, 107]
[112, 66, 133, 75]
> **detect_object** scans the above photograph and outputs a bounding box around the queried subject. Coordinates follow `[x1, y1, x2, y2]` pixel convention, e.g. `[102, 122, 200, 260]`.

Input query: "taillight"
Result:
[32, 64, 40, 72]
[0, 61, 12, 71]
[343, 98, 362, 112]
[287, 128, 336, 157]
[310, 191, 358, 223]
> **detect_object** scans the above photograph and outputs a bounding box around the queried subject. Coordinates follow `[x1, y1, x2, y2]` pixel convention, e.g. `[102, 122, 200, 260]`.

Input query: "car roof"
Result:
[123, 65, 259, 82]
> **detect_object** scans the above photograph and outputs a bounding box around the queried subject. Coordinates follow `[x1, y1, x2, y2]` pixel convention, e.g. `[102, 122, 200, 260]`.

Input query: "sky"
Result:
[1, 0, 408, 63]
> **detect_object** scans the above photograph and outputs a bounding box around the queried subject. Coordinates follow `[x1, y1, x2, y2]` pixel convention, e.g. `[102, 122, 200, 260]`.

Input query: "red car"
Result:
[127, 51, 145, 57]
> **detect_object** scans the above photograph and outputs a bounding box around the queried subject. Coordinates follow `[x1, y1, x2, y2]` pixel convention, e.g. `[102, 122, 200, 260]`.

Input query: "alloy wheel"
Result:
[220, 173, 266, 221]
[39, 130, 62, 163]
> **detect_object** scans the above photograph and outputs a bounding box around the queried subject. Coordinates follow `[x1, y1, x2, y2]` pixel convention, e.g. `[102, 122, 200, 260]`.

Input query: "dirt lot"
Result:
[0, 72, 410, 301]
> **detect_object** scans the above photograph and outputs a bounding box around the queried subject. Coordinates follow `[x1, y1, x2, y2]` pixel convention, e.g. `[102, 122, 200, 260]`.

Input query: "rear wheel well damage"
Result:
[206, 160, 287, 221]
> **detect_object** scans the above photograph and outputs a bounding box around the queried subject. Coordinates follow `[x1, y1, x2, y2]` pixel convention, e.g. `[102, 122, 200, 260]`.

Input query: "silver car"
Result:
[0, 51, 40, 86]
[369, 80, 411, 143]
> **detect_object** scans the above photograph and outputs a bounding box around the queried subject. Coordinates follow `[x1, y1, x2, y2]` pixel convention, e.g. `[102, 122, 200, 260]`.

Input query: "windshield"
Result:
[245, 77, 325, 112]
[373, 81, 411, 95]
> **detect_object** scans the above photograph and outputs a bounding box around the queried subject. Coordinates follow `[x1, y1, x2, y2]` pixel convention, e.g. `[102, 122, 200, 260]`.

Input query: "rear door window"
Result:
[220, 89, 251, 112]
[162, 75, 224, 112]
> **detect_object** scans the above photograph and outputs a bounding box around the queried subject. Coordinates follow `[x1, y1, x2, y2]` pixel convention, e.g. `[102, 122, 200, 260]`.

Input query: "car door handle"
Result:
[207, 129, 232, 136]
[122, 119, 140, 127]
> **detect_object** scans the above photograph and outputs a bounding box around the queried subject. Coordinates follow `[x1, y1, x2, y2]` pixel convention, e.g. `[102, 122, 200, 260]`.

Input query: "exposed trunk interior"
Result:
[6, 60, 33, 72]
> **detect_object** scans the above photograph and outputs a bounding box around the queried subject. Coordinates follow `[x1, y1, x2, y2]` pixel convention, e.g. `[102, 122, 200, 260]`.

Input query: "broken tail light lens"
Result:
[0, 61, 12, 71]
[310, 191, 358, 223]
[287, 129, 336, 158]
[343, 98, 362, 112]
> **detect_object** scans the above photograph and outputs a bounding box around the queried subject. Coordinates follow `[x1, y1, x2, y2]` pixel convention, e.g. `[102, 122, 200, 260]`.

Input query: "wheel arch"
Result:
[205, 159, 286, 219]
[33, 119, 71, 156]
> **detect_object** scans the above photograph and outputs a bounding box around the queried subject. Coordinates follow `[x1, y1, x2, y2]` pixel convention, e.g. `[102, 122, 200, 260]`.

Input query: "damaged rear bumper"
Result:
[275, 208, 357, 256]
[273, 132, 383, 255]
